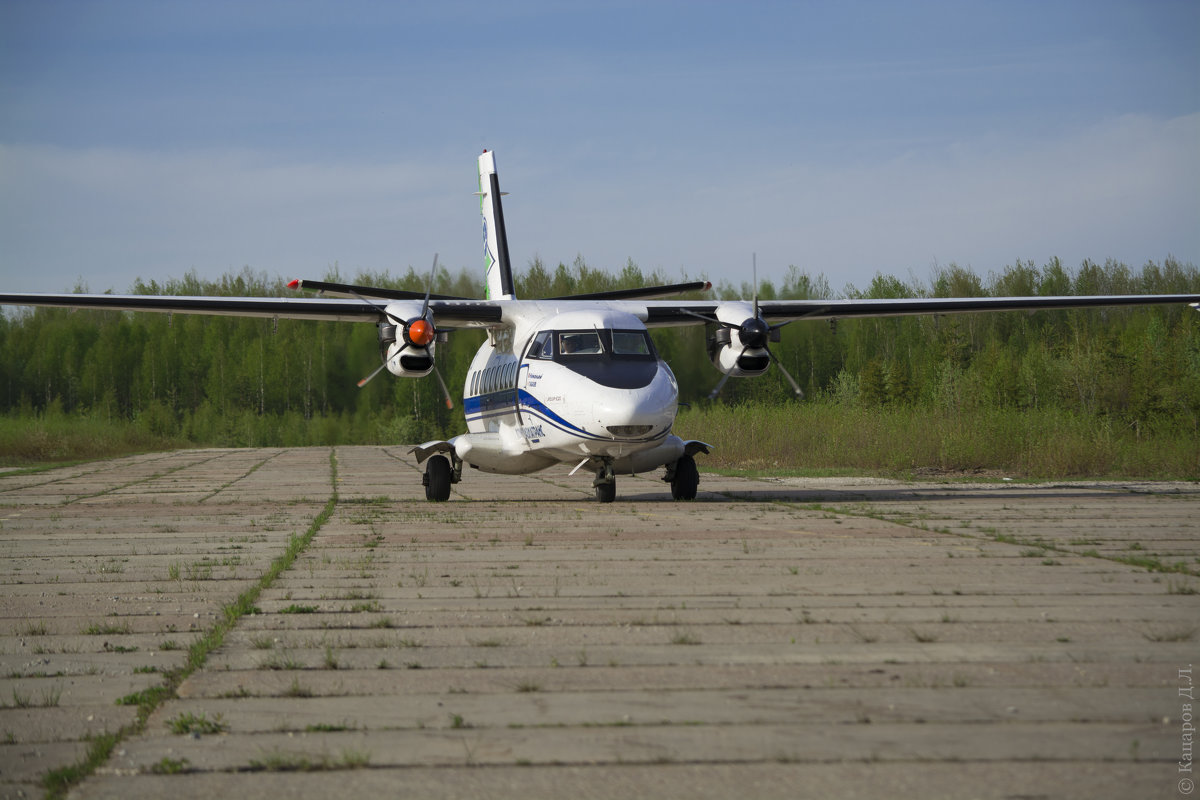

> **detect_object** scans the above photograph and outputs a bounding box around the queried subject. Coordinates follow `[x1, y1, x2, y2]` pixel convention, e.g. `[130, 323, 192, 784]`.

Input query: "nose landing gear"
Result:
[593, 460, 616, 503]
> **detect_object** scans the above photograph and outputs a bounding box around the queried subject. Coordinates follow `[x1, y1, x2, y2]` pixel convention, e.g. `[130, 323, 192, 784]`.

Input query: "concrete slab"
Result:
[0, 446, 1195, 800]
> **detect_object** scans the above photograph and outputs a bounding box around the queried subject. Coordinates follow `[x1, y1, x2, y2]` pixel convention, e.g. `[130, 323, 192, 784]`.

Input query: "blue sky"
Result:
[1, 0, 1197, 295]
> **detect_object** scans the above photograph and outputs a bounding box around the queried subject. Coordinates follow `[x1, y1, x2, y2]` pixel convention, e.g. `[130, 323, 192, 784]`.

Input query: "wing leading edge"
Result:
[638, 294, 1200, 327]
[0, 292, 505, 328]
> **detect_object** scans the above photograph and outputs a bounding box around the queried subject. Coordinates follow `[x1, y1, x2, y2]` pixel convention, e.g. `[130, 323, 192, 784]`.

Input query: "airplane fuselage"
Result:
[458, 307, 681, 475]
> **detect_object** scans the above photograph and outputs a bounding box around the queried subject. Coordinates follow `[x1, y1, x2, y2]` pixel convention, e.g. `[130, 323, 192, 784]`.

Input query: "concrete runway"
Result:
[0, 447, 1196, 799]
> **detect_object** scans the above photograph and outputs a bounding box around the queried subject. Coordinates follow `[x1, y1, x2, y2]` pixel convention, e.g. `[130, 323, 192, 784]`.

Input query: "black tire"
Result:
[670, 455, 699, 501]
[424, 455, 452, 502]
[595, 481, 616, 503]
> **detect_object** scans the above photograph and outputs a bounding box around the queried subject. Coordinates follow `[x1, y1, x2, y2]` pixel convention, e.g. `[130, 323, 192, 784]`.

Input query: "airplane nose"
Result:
[593, 372, 676, 437]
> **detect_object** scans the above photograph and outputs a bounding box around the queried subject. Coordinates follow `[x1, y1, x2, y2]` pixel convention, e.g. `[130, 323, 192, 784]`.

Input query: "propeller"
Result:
[353, 254, 454, 409]
[706, 254, 804, 401]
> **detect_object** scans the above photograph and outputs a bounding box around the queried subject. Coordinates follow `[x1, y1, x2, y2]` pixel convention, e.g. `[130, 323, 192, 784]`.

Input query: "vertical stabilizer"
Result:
[477, 150, 516, 300]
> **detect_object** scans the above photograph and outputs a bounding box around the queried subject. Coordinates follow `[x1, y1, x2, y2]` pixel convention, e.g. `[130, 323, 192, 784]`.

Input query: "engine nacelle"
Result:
[707, 326, 769, 376]
[378, 322, 436, 378]
[706, 303, 778, 377]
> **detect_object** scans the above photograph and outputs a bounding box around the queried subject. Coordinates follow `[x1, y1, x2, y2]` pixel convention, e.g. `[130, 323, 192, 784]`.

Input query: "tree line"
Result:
[1, 256, 1197, 451]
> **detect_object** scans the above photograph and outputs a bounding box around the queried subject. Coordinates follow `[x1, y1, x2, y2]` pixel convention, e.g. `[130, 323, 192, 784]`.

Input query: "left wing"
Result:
[636, 294, 1200, 327]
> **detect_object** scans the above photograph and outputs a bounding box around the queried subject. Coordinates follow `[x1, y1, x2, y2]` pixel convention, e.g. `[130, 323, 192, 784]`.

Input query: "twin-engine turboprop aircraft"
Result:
[3, 150, 1198, 501]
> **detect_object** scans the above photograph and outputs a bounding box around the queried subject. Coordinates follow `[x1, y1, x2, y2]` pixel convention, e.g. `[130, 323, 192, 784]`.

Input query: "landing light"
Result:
[607, 425, 653, 437]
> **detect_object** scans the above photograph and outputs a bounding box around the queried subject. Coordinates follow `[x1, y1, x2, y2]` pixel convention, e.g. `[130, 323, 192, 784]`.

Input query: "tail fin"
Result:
[477, 150, 516, 300]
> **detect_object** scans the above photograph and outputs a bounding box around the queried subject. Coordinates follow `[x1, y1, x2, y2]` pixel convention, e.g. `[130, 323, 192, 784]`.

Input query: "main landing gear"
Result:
[664, 454, 699, 501]
[422, 454, 461, 502]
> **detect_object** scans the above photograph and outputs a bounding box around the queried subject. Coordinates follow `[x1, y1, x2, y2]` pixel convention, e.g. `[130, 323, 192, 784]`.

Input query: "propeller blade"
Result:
[356, 360, 390, 388]
[707, 371, 732, 400]
[350, 288, 403, 326]
[768, 350, 805, 399]
[357, 341, 411, 388]
[752, 252, 758, 319]
[420, 253, 438, 320]
[431, 363, 454, 409]
[679, 308, 721, 326]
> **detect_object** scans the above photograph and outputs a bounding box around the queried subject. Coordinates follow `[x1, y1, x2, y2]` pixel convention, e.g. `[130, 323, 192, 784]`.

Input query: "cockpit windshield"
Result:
[524, 328, 659, 389]
[525, 329, 656, 361]
[558, 332, 603, 355]
[612, 331, 651, 355]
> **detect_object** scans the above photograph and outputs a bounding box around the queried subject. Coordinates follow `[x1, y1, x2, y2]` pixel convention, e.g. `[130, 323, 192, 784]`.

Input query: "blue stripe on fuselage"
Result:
[463, 389, 664, 445]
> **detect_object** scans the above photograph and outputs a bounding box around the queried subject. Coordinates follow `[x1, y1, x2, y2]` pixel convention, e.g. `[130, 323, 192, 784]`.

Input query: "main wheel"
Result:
[594, 480, 616, 503]
[424, 455, 452, 502]
[670, 455, 699, 501]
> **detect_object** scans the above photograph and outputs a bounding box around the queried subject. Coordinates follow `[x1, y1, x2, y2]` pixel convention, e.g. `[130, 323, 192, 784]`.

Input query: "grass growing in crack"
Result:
[42, 449, 340, 800]
[280, 604, 319, 614]
[167, 711, 227, 735]
[1143, 626, 1196, 643]
[8, 684, 63, 708]
[247, 749, 370, 772]
[260, 651, 304, 671]
[149, 757, 191, 774]
[281, 677, 314, 698]
[42, 731, 119, 797]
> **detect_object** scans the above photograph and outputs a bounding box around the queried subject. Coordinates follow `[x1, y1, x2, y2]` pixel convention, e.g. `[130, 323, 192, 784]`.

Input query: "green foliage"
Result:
[2, 258, 1197, 468]
[676, 403, 1198, 478]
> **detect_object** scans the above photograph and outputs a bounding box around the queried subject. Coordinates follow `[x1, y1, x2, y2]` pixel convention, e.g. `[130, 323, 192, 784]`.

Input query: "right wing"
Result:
[0, 292, 505, 328]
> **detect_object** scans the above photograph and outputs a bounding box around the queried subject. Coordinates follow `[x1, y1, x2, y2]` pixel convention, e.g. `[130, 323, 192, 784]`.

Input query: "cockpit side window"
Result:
[527, 330, 553, 359]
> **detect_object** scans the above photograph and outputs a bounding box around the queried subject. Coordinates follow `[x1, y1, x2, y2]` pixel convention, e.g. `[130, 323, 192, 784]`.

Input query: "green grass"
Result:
[41, 449, 341, 799]
[675, 403, 1199, 479]
[0, 413, 186, 466]
[166, 711, 227, 735]
[280, 604, 319, 614]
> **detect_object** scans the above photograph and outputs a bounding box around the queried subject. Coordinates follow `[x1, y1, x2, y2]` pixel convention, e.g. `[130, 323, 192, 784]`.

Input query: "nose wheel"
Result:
[593, 460, 616, 503]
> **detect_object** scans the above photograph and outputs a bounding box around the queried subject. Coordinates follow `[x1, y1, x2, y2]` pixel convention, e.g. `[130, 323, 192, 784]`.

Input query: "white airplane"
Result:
[3, 150, 1198, 502]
